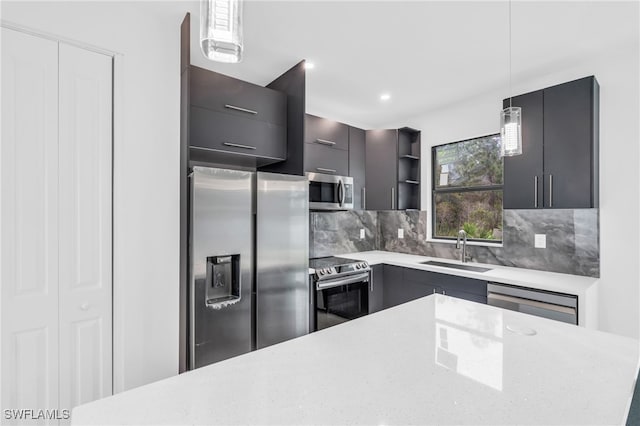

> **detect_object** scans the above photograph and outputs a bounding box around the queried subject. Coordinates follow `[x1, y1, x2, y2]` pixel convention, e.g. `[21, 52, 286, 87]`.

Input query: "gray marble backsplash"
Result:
[311, 209, 599, 277]
[309, 211, 378, 258]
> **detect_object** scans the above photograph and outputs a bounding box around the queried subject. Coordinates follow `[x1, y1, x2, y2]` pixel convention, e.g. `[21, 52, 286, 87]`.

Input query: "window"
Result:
[432, 134, 503, 242]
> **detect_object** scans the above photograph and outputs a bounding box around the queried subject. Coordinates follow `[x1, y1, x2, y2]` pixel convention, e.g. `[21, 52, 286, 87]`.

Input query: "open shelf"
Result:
[397, 127, 421, 210]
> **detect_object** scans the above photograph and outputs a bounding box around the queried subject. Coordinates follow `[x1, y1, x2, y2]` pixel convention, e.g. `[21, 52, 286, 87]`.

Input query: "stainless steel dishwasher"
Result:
[487, 283, 578, 325]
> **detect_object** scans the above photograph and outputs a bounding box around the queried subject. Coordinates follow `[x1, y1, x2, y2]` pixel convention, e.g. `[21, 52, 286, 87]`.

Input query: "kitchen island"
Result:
[72, 295, 638, 425]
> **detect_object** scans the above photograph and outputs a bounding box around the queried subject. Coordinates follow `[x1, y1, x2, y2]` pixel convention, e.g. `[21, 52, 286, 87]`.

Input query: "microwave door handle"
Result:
[338, 179, 345, 207]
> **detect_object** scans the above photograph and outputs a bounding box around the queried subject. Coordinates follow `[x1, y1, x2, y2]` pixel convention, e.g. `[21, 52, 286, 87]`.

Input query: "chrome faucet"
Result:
[456, 229, 470, 263]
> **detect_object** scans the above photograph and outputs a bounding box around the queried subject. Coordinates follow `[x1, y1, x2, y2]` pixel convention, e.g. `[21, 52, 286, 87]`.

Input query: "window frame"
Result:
[431, 133, 504, 243]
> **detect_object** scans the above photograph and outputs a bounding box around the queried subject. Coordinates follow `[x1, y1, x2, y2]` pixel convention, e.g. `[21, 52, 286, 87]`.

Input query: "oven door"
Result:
[314, 272, 369, 331]
[307, 172, 354, 210]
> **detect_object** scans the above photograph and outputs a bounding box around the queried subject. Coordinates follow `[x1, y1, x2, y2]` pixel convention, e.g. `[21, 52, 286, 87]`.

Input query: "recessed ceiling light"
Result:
[380, 93, 391, 101]
[305, 62, 315, 70]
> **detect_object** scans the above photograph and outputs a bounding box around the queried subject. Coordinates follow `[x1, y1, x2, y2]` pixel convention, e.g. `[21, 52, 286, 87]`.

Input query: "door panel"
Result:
[304, 114, 349, 151]
[58, 43, 113, 411]
[256, 173, 309, 349]
[304, 142, 349, 176]
[1, 28, 60, 421]
[365, 129, 398, 210]
[503, 91, 544, 209]
[348, 126, 366, 209]
[543, 77, 596, 208]
[190, 167, 253, 368]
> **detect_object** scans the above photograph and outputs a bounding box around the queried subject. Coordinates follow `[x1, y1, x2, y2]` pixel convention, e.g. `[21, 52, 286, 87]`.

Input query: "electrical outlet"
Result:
[534, 234, 546, 248]
[360, 229, 365, 239]
[398, 229, 404, 239]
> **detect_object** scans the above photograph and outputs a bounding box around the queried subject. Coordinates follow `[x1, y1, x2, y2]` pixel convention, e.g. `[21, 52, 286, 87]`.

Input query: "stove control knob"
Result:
[318, 270, 324, 276]
[361, 263, 368, 269]
[355, 264, 360, 270]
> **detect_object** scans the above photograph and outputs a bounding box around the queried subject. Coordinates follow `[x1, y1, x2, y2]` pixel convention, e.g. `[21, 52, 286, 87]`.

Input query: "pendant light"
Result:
[500, 0, 522, 157]
[200, 0, 244, 63]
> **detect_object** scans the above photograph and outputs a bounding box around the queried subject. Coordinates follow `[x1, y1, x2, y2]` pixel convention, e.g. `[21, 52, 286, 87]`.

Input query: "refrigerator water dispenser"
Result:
[205, 255, 241, 309]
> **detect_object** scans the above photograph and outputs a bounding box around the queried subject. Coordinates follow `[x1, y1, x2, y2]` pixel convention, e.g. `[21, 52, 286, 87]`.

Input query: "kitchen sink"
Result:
[420, 260, 492, 273]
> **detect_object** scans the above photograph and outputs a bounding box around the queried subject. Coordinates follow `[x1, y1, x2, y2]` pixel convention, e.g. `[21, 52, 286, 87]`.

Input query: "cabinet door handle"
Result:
[362, 187, 366, 209]
[391, 187, 395, 209]
[316, 167, 336, 173]
[224, 104, 257, 115]
[549, 174, 553, 207]
[534, 176, 538, 208]
[315, 139, 336, 146]
[223, 142, 256, 150]
[370, 270, 374, 292]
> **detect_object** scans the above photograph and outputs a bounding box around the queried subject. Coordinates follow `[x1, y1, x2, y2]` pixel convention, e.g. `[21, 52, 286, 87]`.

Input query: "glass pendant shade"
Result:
[500, 106, 522, 157]
[200, 0, 243, 63]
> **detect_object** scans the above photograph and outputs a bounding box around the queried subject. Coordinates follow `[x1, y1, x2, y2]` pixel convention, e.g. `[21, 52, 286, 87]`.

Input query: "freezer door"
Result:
[190, 167, 253, 369]
[256, 172, 309, 349]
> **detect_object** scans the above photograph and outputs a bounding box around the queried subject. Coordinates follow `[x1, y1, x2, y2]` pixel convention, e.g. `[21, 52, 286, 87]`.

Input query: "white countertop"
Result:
[332, 250, 599, 296]
[72, 295, 638, 425]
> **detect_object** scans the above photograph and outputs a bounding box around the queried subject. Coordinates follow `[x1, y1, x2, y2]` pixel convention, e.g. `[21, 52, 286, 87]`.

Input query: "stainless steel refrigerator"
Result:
[189, 166, 309, 369]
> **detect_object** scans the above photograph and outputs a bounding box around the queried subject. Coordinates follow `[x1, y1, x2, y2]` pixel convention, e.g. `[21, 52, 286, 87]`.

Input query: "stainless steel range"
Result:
[310, 257, 371, 331]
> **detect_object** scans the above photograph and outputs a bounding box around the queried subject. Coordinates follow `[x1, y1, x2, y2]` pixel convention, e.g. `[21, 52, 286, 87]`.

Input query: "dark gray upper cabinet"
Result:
[503, 90, 544, 209]
[189, 65, 287, 164]
[304, 142, 348, 175]
[365, 129, 398, 210]
[190, 107, 286, 160]
[190, 66, 286, 126]
[348, 126, 366, 209]
[305, 114, 349, 151]
[543, 77, 599, 208]
[503, 76, 599, 209]
[304, 114, 349, 175]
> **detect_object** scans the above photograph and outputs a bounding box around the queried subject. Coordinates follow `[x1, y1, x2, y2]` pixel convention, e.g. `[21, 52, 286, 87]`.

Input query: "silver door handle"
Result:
[369, 270, 374, 292]
[534, 176, 538, 208]
[316, 272, 370, 290]
[223, 142, 256, 150]
[316, 167, 336, 173]
[224, 104, 257, 115]
[362, 187, 366, 209]
[391, 187, 395, 209]
[315, 139, 336, 146]
[549, 174, 553, 207]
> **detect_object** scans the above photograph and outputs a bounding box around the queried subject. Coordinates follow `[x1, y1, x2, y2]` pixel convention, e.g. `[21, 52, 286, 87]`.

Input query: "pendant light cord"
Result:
[509, 0, 512, 109]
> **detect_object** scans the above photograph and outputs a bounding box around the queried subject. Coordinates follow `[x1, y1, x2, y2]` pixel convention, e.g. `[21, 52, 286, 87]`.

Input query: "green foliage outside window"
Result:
[433, 135, 503, 241]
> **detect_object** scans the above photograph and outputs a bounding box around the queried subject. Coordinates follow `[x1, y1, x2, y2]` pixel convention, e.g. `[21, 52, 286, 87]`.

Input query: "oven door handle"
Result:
[316, 272, 370, 290]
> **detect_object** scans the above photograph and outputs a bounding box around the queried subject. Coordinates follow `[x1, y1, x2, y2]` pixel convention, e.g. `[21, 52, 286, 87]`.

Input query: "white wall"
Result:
[409, 41, 640, 339]
[1, 2, 182, 391]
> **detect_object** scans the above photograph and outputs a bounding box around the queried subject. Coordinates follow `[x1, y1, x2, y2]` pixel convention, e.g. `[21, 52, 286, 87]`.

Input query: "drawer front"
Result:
[190, 66, 286, 126]
[402, 268, 487, 297]
[190, 107, 286, 160]
[305, 114, 349, 151]
[305, 142, 349, 176]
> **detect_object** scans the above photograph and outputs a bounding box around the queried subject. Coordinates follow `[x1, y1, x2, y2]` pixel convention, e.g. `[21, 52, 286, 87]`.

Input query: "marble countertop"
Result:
[72, 295, 638, 425]
[331, 250, 599, 296]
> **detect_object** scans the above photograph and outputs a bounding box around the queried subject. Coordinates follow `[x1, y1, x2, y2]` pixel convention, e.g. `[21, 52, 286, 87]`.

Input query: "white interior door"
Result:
[1, 28, 60, 422]
[58, 43, 113, 412]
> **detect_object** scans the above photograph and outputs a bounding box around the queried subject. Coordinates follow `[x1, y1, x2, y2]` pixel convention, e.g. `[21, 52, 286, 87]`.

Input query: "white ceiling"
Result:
[168, 1, 638, 129]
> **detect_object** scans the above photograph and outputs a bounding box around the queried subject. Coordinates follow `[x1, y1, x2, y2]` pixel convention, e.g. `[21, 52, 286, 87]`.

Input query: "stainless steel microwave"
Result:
[306, 172, 354, 210]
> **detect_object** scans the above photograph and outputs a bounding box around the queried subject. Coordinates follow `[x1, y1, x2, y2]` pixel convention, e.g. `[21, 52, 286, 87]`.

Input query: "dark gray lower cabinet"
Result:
[380, 265, 487, 309]
[369, 265, 384, 314]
